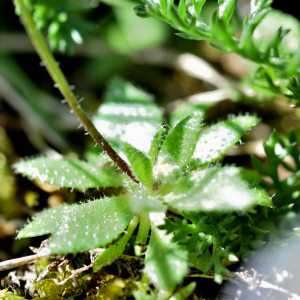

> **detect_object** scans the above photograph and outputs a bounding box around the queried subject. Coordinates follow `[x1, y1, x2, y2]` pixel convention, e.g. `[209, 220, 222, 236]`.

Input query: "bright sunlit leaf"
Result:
[126, 190, 164, 214]
[93, 78, 163, 153]
[163, 167, 254, 212]
[189, 116, 259, 170]
[169, 103, 211, 127]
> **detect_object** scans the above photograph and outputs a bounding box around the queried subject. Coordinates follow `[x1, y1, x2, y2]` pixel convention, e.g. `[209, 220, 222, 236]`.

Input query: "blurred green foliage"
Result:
[0, 127, 18, 219]
[2, 0, 300, 299]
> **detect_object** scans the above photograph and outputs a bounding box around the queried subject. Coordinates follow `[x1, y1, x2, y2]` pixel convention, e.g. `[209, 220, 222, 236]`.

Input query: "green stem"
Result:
[93, 215, 139, 272]
[14, 0, 139, 185]
[137, 213, 150, 244]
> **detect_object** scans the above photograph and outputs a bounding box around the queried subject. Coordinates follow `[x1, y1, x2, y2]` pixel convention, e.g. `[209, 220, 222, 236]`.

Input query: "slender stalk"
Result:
[14, 0, 139, 185]
[137, 213, 150, 244]
[0, 248, 50, 271]
[93, 215, 139, 272]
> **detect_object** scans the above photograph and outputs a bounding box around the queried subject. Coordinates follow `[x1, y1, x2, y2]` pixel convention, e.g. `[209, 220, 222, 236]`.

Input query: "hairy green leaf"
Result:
[48, 196, 134, 254]
[126, 190, 164, 214]
[17, 204, 73, 238]
[249, 184, 273, 207]
[169, 103, 211, 127]
[144, 226, 188, 295]
[148, 125, 166, 166]
[18, 196, 134, 254]
[189, 115, 259, 170]
[93, 78, 163, 153]
[163, 167, 254, 212]
[161, 112, 203, 168]
[14, 157, 125, 189]
[124, 143, 154, 188]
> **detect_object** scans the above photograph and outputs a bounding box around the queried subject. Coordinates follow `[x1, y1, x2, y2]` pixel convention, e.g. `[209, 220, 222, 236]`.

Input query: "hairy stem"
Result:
[14, 0, 139, 185]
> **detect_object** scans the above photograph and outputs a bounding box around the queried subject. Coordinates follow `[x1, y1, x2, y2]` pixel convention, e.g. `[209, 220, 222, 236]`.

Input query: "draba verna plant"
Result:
[3, 0, 300, 299]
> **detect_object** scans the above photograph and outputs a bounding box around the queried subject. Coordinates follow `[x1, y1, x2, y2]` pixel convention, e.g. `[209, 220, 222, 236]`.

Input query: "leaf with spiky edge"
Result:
[148, 124, 166, 167]
[169, 102, 212, 127]
[159, 215, 212, 271]
[134, 0, 300, 81]
[160, 112, 203, 168]
[123, 143, 153, 188]
[170, 212, 239, 283]
[14, 157, 125, 189]
[159, 211, 269, 283]
[252, 131, 300, 211]
[18, 196, 134, 255]
[189, 116, 259, 171]
[17, 204, 74, 238]
[239, 0, 272, 51]
[46, 196, 134, 254]
[144, 226, 188, 296]
[93, 78, 163, 154]
[249, 184, 273, 207]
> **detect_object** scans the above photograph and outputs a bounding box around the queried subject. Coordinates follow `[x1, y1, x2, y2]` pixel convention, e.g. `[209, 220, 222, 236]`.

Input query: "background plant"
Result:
[1, 0, 300, 299]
